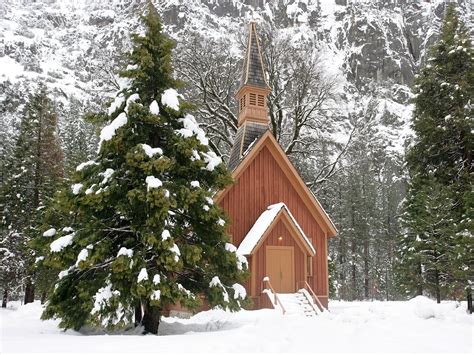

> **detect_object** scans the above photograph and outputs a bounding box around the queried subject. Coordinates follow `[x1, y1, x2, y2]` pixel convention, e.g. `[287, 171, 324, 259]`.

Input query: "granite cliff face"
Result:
[0, 0, 472, 156]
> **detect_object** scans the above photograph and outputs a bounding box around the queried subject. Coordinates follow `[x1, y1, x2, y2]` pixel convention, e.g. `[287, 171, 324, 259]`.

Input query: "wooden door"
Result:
[265, 246, 294, 293]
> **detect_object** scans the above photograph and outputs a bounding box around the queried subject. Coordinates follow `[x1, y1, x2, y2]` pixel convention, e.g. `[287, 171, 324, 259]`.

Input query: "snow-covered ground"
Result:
[0, 297, 472, 353]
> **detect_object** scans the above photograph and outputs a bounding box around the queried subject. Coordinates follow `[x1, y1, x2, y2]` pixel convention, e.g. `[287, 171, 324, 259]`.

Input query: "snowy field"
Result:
[0, 296, 472, 353]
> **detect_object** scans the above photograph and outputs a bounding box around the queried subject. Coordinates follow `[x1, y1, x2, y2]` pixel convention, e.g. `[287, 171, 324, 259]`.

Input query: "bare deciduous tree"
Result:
[176, 34, 240, 158]
[176, 26, 353, 191]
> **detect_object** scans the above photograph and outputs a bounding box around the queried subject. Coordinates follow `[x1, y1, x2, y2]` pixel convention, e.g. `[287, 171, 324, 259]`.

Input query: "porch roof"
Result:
[237, 202, 316, 256]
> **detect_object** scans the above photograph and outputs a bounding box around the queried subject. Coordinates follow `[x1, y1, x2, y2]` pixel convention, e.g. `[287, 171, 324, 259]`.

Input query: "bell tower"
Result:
[228, 21, 271, 170]
[236, 21, 271, 126]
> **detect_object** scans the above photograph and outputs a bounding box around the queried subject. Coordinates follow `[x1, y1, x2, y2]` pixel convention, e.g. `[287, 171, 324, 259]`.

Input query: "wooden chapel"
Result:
[215, 21, 337, 310]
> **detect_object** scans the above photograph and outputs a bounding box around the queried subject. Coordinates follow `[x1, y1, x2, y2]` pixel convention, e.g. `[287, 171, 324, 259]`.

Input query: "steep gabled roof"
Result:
[241, 21, 270, 89]
[237, 203, 316, 256]
[217, 130, 338, 237]
[228, 124, 268, 171]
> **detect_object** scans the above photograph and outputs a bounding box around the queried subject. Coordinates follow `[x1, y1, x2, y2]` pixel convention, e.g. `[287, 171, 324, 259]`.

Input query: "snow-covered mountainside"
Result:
[0, 0, 471, 154]
[1, 0, 471, 154]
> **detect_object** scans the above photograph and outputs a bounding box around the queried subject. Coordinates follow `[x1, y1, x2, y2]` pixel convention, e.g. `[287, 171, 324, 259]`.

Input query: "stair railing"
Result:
[262, 277, 286, 314]
[296, 280, 326, 313]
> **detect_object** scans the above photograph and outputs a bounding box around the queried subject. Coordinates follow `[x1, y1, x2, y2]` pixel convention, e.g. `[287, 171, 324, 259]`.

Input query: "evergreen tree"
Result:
[60, 97, 98, 177]
[327, 100, 405, 302]
[37, 4, 248, 335]
[396, 4, 473, 306]
[1, 83, 64, 305]
[0, 231, 23, 307]
[397, 176, 456, 302]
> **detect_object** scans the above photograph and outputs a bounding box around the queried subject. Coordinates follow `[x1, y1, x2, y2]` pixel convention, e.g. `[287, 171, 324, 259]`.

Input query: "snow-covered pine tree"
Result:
[37, 3, 248, 334]
[60, 97, 98, 176]
[396, 176, 456, 302]
[0, 230, 23, 307]
[1, 83, 64, 305]
[396, 4, 473, 306]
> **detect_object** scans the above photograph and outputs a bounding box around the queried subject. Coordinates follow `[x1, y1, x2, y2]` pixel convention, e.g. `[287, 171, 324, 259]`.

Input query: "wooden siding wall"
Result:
[219, 145, 328, 298]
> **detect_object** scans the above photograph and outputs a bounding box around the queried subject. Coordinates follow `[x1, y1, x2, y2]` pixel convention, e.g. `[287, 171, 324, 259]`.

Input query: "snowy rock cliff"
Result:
[0, 0, 472, 157]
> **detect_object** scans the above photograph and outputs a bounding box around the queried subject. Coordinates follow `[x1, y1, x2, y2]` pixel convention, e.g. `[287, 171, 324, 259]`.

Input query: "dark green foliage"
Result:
[397, 177, 457, 301]
[60, 97, 98, 177]
[120, 4, 181, 103]
[37, 4, 248, 333]
[0, 83, 64, 303]
[3, 84, 64, 228]
[325, 101, 405, 301]
[396, 4, 473, 302]
[328, 255, 337, 298]
[408, 5, 473, 183]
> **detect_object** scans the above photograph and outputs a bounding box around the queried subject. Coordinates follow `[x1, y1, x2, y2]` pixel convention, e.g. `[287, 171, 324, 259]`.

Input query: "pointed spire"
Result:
[235, 21, 271, 128]
[229, 21, 271, 170]
[240, 21, 270, 90]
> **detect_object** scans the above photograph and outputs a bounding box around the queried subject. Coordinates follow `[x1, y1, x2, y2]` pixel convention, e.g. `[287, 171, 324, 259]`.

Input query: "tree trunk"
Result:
[416, 262, 423, 296]
[40, 291, 47, 304]
[363, 238, 369, 299]
[351, 261, 357, 301]
[350, 199, 357, 301]
[467, 288, 472, 314]
[142, 303, 160, 334]
[24, 279, 35, 304]
[135, 302, 143, 326]
[2, 289, 7, 308]
[434, 268, 441, 304]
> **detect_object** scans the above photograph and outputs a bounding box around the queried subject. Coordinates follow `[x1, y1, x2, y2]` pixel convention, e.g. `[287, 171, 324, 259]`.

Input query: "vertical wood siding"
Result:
[219, 145, 328, 298]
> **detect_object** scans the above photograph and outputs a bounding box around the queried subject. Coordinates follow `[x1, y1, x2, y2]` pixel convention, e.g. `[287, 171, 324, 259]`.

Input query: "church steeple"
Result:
[236, 21, 271, 127]
[228, 22, 271, 171]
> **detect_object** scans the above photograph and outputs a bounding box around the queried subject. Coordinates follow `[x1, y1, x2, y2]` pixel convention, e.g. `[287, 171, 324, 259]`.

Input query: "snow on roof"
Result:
[237, 203, 315, 255]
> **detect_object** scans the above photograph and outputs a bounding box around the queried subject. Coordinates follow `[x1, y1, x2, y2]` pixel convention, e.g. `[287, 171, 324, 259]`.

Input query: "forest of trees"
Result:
[0, 2, 472, 326]
[175, 4, 472, 305]
[395, 5, 473, 306]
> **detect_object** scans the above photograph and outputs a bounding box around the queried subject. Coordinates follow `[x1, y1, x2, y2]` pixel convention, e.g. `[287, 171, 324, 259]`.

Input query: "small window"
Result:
[249, 93, 256, 106]
[307, 256, 313, 277]
[257, 94, 264, 107]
